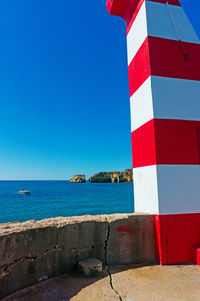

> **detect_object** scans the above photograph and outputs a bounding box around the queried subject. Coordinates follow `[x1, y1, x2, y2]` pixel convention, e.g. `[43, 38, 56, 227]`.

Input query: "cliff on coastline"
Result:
[70, 175, 86, 183]
[69, 169, 133, 183]
[89, 169, 133, 183]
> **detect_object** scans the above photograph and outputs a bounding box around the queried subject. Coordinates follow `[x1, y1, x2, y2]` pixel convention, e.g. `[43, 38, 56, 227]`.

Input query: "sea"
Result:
[0, 181, 134, 224]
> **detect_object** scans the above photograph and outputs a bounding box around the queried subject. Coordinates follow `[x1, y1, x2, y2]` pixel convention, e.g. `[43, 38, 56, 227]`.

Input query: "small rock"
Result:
[77, 258, 102, 276]
[38, 275, 48, 282]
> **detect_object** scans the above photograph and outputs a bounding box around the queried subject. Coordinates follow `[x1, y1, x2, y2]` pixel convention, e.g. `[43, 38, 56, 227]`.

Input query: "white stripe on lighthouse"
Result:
[146, 1, 200, 44]
[130, 78, 153, 132]
[134, 165, 200, 215]
[152, 77, 200, 121]
[134, 165, 159, 214]
[127, 2, 147, 65]
[131, 77, 200, 131]
[157, 165, 200, 215]
[127, 1, 200, 65]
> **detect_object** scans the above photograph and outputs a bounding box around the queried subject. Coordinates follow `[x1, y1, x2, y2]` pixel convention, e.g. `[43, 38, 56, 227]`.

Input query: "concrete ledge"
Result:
[0, 213, 156, 299]
[4, 265, 200, 301]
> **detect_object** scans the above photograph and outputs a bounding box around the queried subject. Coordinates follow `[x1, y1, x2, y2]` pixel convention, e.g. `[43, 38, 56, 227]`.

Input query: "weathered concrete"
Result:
[0, 213, 156, 299]
[73, 265, 200, 301]
[3, 265, 200, 301]
[107, 215, 155, 265]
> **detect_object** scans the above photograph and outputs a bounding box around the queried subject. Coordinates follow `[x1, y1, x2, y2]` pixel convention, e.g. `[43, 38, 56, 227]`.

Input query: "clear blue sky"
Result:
[0, 0, 199, 180]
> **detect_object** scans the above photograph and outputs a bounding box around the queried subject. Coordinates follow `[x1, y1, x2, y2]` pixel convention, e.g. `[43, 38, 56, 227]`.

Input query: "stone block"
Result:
[77, 258, 102, 276]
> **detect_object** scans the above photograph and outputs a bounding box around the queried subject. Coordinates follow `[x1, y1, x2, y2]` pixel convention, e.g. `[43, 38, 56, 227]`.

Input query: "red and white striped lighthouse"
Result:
[106, 0, 200, 265]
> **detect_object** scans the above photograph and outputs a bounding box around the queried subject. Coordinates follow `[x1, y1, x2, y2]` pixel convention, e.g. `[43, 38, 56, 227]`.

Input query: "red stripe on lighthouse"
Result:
[128, 37, 200, 96]
[155, 213, 200, 265]
[131, 119, 156, 168]
[107, 0, 181, 32]
[126, 0, 145, 35]
[149, 0, 181, 6]
[132, 119, 200, 168]
[155, 120, 200, 165]
[149, 37, 200, 80]
[128, 37, 151, 97]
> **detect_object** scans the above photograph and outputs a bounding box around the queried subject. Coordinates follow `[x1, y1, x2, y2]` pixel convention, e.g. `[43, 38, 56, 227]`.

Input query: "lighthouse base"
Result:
[154, 213, 200, 265]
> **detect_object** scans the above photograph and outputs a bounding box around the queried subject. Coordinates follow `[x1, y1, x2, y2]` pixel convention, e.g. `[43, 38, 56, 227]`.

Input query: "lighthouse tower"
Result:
[106, 0, 200, 265]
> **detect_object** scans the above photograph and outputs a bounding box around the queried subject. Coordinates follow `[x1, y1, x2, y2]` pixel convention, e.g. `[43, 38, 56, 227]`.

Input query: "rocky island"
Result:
[70, 169, 133, 183]
[89, 169, 133, 183]
[70, 175, 86, 183]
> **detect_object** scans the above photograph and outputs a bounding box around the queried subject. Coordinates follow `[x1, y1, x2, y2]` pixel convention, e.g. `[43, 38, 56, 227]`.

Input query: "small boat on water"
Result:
[18, 189, 31, 195]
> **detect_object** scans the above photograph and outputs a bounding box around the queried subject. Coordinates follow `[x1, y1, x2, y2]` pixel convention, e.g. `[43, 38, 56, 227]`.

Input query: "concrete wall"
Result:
[0, 213, 156, 299]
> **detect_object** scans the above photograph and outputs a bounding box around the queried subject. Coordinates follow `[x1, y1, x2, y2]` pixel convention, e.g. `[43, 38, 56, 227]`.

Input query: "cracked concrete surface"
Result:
[104, 221, 123, 301]
[1, 213, 199, 300]
[3, 265, 200, 301]
[0, 214, 156, 298]
[0, 245, 64, 278]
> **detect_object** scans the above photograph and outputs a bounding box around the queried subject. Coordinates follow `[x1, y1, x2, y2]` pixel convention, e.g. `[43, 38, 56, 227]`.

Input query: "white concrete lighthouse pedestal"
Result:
[106, 0, 200, 265]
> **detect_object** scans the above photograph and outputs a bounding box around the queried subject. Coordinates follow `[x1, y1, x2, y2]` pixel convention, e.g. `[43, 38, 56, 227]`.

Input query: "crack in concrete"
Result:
[0, 245, 64, 276]
[104, 221, 123, 301]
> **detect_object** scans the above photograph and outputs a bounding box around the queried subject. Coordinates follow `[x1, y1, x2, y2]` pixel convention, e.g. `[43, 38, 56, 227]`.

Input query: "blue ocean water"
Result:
[0, 181, 134, 223]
